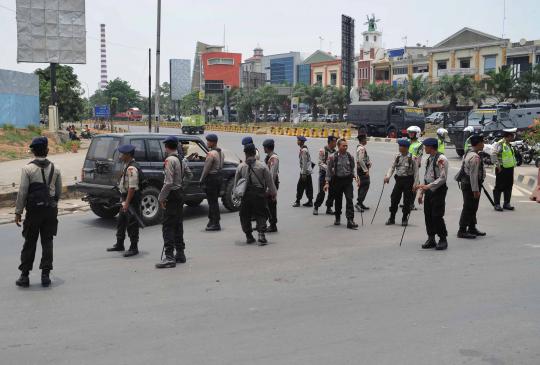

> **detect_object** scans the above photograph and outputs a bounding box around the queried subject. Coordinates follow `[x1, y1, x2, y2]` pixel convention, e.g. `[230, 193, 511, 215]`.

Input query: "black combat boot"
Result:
[326, 207, 334, 215]
[246, 232, 256, 244]
[468, 226, 486, 237]
[313, 207, 319, 215]
[123, 243, 139, 257]
[205, 221, 221, 231]
[385, 214, 396, 226]
[457, 228, 476, 239]
[347, 219, 359, 230]
[258, 232, 268, 245]
[155, 254, 176, 269]
[175, 250, 187, 264]
[107, 243, 125, 252]
[41, 270, 51, 287]
[354, 204, 364, 212]
[292, 201, 301, 207]
[436, 236, 448, 251]
[401, 215, 408, 226]
[422, 236, 437, 249]
[302, 200, 313, 207]
[16, 272, 30, 288]
[494, 204, 503, 212]
[503, 203, 514, 211]
[334, 215, 341, 226]
[267, 224, 278, 233]
[361, 204, 370, 211]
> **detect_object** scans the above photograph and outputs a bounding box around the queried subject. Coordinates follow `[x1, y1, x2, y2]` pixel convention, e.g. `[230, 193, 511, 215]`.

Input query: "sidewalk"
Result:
[0, 198, 90, 225]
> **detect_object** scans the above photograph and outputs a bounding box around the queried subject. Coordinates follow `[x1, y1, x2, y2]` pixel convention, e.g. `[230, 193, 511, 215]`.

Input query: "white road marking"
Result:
[524, 244, 540, 248]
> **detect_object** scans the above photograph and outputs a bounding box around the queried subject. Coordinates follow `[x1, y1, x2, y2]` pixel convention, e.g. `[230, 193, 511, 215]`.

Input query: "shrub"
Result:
[1, 123, 15, 131]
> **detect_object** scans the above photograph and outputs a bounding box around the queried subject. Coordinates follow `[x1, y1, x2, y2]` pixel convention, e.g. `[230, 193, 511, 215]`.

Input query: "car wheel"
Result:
[90, 202, 120, 219]
[185, 200, 202, 208]
[140, 186, 163, 226]
[221, 178, 241, 212]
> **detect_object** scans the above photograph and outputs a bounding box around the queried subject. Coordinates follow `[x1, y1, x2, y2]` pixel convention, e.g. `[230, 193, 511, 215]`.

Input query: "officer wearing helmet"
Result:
[436, 128, 448, 154]
[491, 128, 517, 211]
[463, 126, 475, 153]
[14, 137, 62, 288]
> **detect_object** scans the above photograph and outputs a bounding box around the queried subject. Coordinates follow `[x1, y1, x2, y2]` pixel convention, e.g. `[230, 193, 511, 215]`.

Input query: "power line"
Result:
[0, 3, 16, 12]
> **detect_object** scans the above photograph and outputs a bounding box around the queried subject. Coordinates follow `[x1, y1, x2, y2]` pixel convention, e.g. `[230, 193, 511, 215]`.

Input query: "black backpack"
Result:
[123, 160, 148, 191]
[26, 161, 56, 210]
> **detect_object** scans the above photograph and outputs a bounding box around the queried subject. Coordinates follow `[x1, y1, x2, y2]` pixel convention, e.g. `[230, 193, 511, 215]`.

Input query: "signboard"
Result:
[169, 59, 191, 100]
[94, 105, 110, 118]
[276, 86, 292, 96]
[16, 0, 87, 64]
[198, 90, 205, 101]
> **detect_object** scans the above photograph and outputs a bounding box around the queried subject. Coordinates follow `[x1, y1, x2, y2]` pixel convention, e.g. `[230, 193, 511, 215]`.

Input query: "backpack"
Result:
[26, 161, 56, 210]
[123, 160, 148, 191]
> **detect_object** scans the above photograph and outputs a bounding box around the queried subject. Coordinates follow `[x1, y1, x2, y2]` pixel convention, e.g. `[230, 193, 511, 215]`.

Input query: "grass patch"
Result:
[1, 123, 15, 131]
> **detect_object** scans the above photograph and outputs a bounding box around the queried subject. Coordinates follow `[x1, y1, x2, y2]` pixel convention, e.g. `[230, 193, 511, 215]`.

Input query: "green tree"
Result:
[367, 83, 395, 101]
[255, 85, 278, 121]
[435, 75, 475, 111]
[294, 84, 324, 120]
[102, 78, 141, 113]
[35, 65, 85, 122]
[513, 64, 540, 102]
[179, 91, 200, 116]
[485, 66, 516, 103]
[320, 86, 348, 120]
[407, 75, 431, 107]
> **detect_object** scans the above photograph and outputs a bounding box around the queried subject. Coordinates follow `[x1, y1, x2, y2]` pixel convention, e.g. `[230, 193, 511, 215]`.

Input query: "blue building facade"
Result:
[297, 64, 311, 85]
[0, 69, 40, 128]
[270, 57, 294, 85]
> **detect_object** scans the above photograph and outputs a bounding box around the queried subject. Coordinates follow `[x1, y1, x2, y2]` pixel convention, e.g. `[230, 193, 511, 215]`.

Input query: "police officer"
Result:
[263, 139, 280, 232]
[407, 125, 423, 210]
[355, 132, 371, 212]
[463, 126, 475, 153]
[417, 138, 449, 250]
[201, 133, 224, 231]
[437, 128, 448, 154]
[14, 137, 62, 288]
[241, 136, 260, 160]
[325, 139, 359, 229]
[313, 135, 337, 215]
[491, 128, 517, 212]
[293, 136, 314, 207]
[235, 143, 277, 245]
[457, 134, 486, 239]
[107, 144, 142, 257]
[156, 136, 192, 269]
[384, 138, 419, 227]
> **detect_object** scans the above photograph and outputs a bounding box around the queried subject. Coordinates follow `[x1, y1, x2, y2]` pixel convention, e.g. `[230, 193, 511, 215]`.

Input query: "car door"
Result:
[180, 139, 208, 198]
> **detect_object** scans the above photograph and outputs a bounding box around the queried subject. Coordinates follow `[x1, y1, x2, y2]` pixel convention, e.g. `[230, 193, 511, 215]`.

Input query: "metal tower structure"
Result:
[100, 24, 108, 89]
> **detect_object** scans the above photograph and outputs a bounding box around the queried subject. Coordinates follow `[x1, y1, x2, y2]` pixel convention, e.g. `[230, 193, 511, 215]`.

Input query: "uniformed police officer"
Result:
[407, 125, 423, 210]
[313, 135, 337, 215]
[242, 136, 260, 160]
[156, 136, 192, 269]
[384, 138, 419, 227]
[355, 132, 371, 212]
[293, 136, 314, 207]
[201, 134, 224, 231]
[325, 139, 359, 229]
[263, 139, 280, 232]
[107, 144, 142, 257]
[437, 128, 448, 154]
[15, 136, 62, 288]
[457, 134, 486, 239]
[491, 128, 517, 212]
[416, 138, 449, 251]
[463, 126, 475, 153]
[235, 143, 277, 245]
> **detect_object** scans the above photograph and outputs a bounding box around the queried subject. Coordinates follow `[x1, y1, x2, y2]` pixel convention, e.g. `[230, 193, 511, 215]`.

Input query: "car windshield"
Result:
[86, 136, 120, 161]
[468, 109, 497, 125]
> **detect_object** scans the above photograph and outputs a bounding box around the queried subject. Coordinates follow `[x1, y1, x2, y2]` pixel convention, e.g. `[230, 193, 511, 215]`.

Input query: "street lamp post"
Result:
[154, 0, 161, 133]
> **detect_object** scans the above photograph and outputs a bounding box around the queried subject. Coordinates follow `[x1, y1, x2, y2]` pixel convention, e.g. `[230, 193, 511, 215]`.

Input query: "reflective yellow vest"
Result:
[409, 140, 422, 157]
[498, 139, 516, 168]
[438, 139, 446, 154]
[464, 136, 471, 152]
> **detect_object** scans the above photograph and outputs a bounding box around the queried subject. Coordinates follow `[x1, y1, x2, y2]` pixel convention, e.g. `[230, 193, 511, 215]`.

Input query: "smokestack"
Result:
[100, 24, 108, 89]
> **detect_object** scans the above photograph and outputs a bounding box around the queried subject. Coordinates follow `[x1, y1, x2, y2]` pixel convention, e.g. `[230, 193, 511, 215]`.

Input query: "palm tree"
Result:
[255, 85, 278, 121]
[485, 66, 516, 103]
[295, 84, 324, 120]
[320, 86, 348, 121]
[407, 75, 431, 107]
[367, 82, 395, 101]
[435, 75, 475, 111]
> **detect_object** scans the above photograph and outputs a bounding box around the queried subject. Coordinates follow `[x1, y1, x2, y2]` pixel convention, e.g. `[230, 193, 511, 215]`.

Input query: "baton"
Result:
[370, 184, 386, 224]
[360, 208, 364, 226]
[481, 184, 495, 207]
[399, 212, 410, 247]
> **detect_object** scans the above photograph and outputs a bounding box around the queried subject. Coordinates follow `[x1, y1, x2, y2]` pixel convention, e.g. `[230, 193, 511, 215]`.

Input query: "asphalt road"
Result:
[1, 130, 539, 365]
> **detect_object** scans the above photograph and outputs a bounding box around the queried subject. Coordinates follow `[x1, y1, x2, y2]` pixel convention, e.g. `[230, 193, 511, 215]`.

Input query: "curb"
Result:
[0, 184, 82, 208]
[516, 174, 538, 190]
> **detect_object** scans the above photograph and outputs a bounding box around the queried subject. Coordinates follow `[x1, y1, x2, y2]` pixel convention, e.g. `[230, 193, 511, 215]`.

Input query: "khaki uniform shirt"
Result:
[158, 153, 192, 202]
[15, 158, 62, 215]
[463, 150, 485, 192]
[119, 160, 139, 194]
[424, 154, 448, 191]
[234, 158, 277, 196]
[386, 153, 419, 184]
[200, 147, 224, 181]
[299, 146, 313, 175]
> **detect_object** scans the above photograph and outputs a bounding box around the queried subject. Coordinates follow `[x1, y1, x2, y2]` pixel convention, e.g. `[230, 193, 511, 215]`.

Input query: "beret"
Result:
[397, 138, 411, 147]
[241, 136, 253, 145]
[297, 135, 307, 142]
[118, 144, 136, 154]
[206, 134, 218, 142]
[422, 138, 438, 147]
[163, 136, 178, 144]
[30, 136, 48, 148]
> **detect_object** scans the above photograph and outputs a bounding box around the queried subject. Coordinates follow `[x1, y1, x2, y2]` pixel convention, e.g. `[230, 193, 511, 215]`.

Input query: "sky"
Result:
[1, 0, 539, 97]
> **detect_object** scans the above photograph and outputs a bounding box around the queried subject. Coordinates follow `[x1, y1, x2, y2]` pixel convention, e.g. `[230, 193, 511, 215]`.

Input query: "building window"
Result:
[270, 57, 294, 85]
[393, 67, 407, 75]
[374, 36, 377, 42]
[208, 58, 234, 65]
[460, 58, 471, 69]
[413, 65, 428, 73]
[330, 72, 337, 86]
[315, 73, 323, 85]
[484, 55, 497, 73]
[365, 36, 368, 41]
[437, 61, 447, 70]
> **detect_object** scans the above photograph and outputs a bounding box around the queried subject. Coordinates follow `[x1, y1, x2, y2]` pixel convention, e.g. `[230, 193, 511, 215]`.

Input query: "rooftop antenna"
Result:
[501, 0, 506, 38]
[319, 36, 324, 50]
[223, 24, 226, 51]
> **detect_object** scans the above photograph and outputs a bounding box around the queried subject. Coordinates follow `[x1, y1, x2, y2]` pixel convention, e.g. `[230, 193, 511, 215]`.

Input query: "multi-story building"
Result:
[201, 51, 242, 93]
[241, 47, 266, 90]
[261, 52, 303, 86]
[356, 18, 384, 88]
[297, 50, 337, 85]
[191, 41, 224, 91]
[311, 58, 342, 87]
[389, 47, 430, 85]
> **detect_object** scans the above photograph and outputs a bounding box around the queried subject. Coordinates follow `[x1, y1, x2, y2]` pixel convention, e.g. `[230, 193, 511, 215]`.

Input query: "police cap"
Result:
[206, 134, 218, 142]
[163, 136, 178, 144]
[297, 135, 307, 142]
[262, 139, 275, 148]
[422, 138, 438, 147]
[118, 144, 136, 154]
[327, 135, 338, 143]
[241, 136, 253, 145]
[29, 136, 48, 148]
[397, 138, 411, 147]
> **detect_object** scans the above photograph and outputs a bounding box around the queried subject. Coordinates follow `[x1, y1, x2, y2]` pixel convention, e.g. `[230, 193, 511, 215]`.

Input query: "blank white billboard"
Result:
[16, 0, 86, 64]
[170, 59, 191, 101]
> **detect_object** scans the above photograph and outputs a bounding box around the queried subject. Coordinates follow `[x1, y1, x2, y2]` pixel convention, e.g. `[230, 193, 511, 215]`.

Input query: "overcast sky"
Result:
[1, 0, 539, 97]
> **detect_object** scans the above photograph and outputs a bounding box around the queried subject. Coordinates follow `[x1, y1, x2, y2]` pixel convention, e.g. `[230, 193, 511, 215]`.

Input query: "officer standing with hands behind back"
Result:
[293, 136, 314, 207]
[263, 139, 280, 233]
[15, 136, 62, 288]
[313, 136, 337, 215]
[355, 132, 371, 212]
[156, 136, 192, 269]
[200, 134, 224, 231]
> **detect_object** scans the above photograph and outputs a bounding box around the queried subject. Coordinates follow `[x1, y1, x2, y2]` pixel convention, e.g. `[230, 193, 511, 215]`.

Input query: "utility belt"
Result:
[332, 174, 353, 181]
[394, 175, 414, 180]
[357, 169, 369, 176]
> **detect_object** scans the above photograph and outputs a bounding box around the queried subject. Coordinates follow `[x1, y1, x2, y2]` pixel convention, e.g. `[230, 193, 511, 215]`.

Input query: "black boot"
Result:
[155, 255, 176, 269]
[302, 200, 313, 207]
[246, 232, 256, 244]
[267, 224, 278, 233]
[258, 232, 268, 245]
[436, 236, 448, 250]
[41, 270, 51, 287]
[16, 272, 30, 288]
[292, 201, 300, 207]
[326, 207, 334, 215]
[123, 243, 139, 257]
[354, 204, 364, 212]
[347, 219, 359, 229]
[494, 204, 503, 212]
[312, 207, 319, 215]
[468, 226, 486, 237]
[422, 236, 436, 249]
[175, 250, 187, 263]
[361, 204, 370, 211]
[401, 215, 408, 227]
[205, 222, 221, 231]
[457, 229, 476, 239]
[107, 243, 125, 252]
[385, 214, 396, 225]
[334, 215, 341, 226]
[503, 203, 514, 211]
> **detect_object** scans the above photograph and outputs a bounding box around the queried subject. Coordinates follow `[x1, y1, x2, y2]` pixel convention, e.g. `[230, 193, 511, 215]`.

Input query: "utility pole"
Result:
[148, 48, 152, 133]
[49, 63, 59, 132]
[154, 0, 161, 133]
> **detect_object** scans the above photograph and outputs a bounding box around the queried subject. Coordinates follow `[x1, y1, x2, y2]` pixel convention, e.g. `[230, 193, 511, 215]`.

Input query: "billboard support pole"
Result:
[154, 0, 161, 133]
[48, 63, 59, 131]
[148, 48, 152, 133]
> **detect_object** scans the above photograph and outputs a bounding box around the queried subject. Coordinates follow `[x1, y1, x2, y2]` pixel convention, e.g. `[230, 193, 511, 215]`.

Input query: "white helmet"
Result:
[437, 128, 448, 137]
[407, 126, 421, 134]
[463, 126, 474, 133]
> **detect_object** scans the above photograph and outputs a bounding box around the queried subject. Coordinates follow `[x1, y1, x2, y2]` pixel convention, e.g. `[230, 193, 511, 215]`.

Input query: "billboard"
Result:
[16, 0, 86, 64]
[0, 69, 40, 128]
[169, 59, 191, 101]
[341, 14, 355, 100]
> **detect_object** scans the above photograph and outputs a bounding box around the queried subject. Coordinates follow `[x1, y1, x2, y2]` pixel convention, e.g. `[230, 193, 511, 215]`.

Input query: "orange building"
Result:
[201, 52, 242, 92]
[310, 59, 342, 87]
